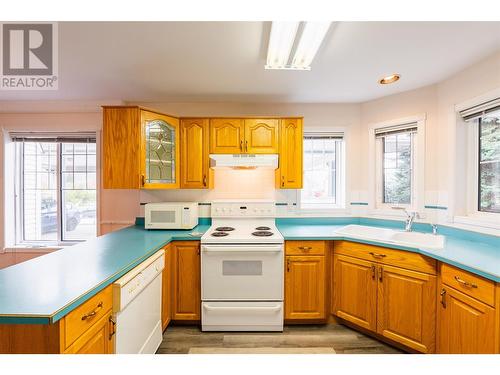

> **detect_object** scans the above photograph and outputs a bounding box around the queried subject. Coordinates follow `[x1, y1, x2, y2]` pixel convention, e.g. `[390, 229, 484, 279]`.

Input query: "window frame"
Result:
[368, 115, 426, 216]
[462, 116, 500, 222]
[375, 130, 416, 209]
[296, 132, 346, 213]
[14, 139, 98, 247]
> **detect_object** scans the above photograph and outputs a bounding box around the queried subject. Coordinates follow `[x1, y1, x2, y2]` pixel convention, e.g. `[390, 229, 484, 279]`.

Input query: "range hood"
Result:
[209, 154, 279, 169]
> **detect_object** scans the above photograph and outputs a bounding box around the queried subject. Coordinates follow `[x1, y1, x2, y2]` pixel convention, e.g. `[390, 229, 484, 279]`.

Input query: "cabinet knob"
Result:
[203, 175, 207, 187]
[245, 140, 248, 152]
[240, 140, 243, 151]
[141, 174, 145, 186]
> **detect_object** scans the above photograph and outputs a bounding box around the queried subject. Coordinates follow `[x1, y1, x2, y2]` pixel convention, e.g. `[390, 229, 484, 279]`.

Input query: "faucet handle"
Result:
[431, 224, 438, 235]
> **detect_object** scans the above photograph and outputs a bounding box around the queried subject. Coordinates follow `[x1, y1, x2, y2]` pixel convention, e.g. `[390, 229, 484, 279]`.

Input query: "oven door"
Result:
[201, 244, 283, 301]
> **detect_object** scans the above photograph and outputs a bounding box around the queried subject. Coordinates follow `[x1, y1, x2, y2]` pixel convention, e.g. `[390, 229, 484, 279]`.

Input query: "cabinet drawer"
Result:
[441, 263, 495, 306]
[63, 285, 113, 348]
[285, 241, 326, 256]
[334, 241, 436, 275]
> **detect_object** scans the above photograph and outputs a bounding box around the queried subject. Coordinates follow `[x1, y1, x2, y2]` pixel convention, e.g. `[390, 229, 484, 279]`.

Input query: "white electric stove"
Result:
[200, 200, 284, 332]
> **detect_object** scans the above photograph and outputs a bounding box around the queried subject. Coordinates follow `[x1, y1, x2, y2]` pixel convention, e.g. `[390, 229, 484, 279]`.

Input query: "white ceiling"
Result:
[1, 21, 499, 103]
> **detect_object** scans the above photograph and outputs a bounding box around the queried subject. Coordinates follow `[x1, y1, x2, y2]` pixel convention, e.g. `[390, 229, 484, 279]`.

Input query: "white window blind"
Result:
[374, 123, 418, 138]
[459, 98, 500, 122]
[304, 131, 344, 139]
[9, 131, 96, 143]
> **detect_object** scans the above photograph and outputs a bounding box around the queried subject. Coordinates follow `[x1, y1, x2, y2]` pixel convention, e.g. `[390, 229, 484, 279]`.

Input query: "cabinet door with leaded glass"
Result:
[140, 110, 180, 189]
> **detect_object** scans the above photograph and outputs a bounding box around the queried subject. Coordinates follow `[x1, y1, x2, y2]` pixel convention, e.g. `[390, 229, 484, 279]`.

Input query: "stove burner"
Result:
[252, 231, 274, 237]
[215, 226, 235, 232]
[211, 232, 229, 237]
[255, 226, 271, 231]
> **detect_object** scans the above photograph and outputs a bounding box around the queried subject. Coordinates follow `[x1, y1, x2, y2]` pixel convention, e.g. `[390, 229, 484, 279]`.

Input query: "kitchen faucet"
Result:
[392, 207, 420, 232]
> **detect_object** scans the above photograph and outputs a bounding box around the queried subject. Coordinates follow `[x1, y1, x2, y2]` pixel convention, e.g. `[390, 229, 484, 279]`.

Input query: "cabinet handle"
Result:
[109, 316, 116, 340]
[369, 252, 387, 259]
[281, 175, 285, 187]
[81, 302, 103, 321]
[440, 288, 447, 308]
[454, 276, 478, 289]
[240, 140, 243, 151]
[298, 246, 312, 251]
[141, 174, 145, 186]
[203, 175, 207, 187]
[286, 259, 290, 272]
[378, 266, 383, 282]
[245, 140, 248, 152]
[371, 264, 376, 280]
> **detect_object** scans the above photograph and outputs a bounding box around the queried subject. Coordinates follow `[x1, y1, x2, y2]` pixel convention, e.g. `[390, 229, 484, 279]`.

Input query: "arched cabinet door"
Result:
[277, 118, 303, 189]
[141, 110, 180, 189]
[244, 119, 279, 154]
[209, 118, 244, 154]
[181, 118, 210, 189]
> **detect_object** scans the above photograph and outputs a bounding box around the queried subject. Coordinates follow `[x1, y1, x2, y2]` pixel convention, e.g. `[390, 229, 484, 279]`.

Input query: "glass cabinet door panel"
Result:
[145, 119, 176, 184]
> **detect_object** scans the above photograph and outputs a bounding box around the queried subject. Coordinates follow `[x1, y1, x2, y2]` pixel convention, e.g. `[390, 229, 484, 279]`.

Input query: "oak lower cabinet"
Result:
[377, 264, 436, 353]
[332, 254, 377, 331]
[332, 243, 437, 353]
[0, 285, 115, 354]
[162, 244, 173, 330]
[64, 313, 114, 354]
[437, 264, 499, 353]
[285, 241, 327, 321]
[172, 241, 201, 321]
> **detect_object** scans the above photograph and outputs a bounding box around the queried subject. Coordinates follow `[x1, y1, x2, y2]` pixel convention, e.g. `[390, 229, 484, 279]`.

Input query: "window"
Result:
[374, 122, 419, 209]
[13, 135, 97, 244]
[478, 114, 500, 213]
[458, 98, 500, 219]
[300, 133, 344, 210]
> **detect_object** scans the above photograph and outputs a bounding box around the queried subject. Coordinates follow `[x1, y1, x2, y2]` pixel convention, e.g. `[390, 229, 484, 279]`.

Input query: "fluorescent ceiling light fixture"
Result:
[266, 21, 331, 70]
[266, 22, 300, 69]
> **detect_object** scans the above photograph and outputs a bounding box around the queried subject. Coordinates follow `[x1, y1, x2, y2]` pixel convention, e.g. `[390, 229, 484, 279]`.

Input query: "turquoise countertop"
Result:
[277, 218, 500, 283]
[0, 224, 210, 325]
[1, 216, 499, 325]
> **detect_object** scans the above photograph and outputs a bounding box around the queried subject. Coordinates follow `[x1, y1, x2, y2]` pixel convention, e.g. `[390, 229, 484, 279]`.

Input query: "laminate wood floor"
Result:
[156, 324, 404, 354]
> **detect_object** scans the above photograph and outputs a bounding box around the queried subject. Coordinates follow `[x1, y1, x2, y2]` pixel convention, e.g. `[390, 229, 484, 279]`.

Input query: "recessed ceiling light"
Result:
[266, 21, 331, 70]
[379, 74, 401, 84]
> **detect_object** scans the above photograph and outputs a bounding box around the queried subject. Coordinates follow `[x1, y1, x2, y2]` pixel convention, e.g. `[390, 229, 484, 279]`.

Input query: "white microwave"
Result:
[144, 202, 199, 230]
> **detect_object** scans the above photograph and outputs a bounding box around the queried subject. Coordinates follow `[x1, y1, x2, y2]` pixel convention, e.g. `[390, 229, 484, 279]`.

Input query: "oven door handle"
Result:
[202, 246, 283, 253]
[203, 304, 282, 313]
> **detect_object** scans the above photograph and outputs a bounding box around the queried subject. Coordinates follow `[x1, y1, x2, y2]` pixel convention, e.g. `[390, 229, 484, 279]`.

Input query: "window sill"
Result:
[452, 216, 500, 234]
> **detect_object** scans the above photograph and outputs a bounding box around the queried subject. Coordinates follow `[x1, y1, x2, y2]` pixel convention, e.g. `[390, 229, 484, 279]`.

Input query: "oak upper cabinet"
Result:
[102, 106, 180, 189]
[277, 118, 303, 189]
[172, 241, 201, 321]
[438, 264, 498, 354]
[333, 254, 377, 331]
[209, 118, 244, 154]
[377, 264, 436, 353]
[244, 119, 279, 154]
[209, 118, 279, 154]
[161, 244, 173, 330]
[285, 241, 327, 321]
[180, 118, 211, 189]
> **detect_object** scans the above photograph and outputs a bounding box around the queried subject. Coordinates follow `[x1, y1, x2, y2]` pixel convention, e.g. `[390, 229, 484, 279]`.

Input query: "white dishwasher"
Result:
[112, 250, 164, 354]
